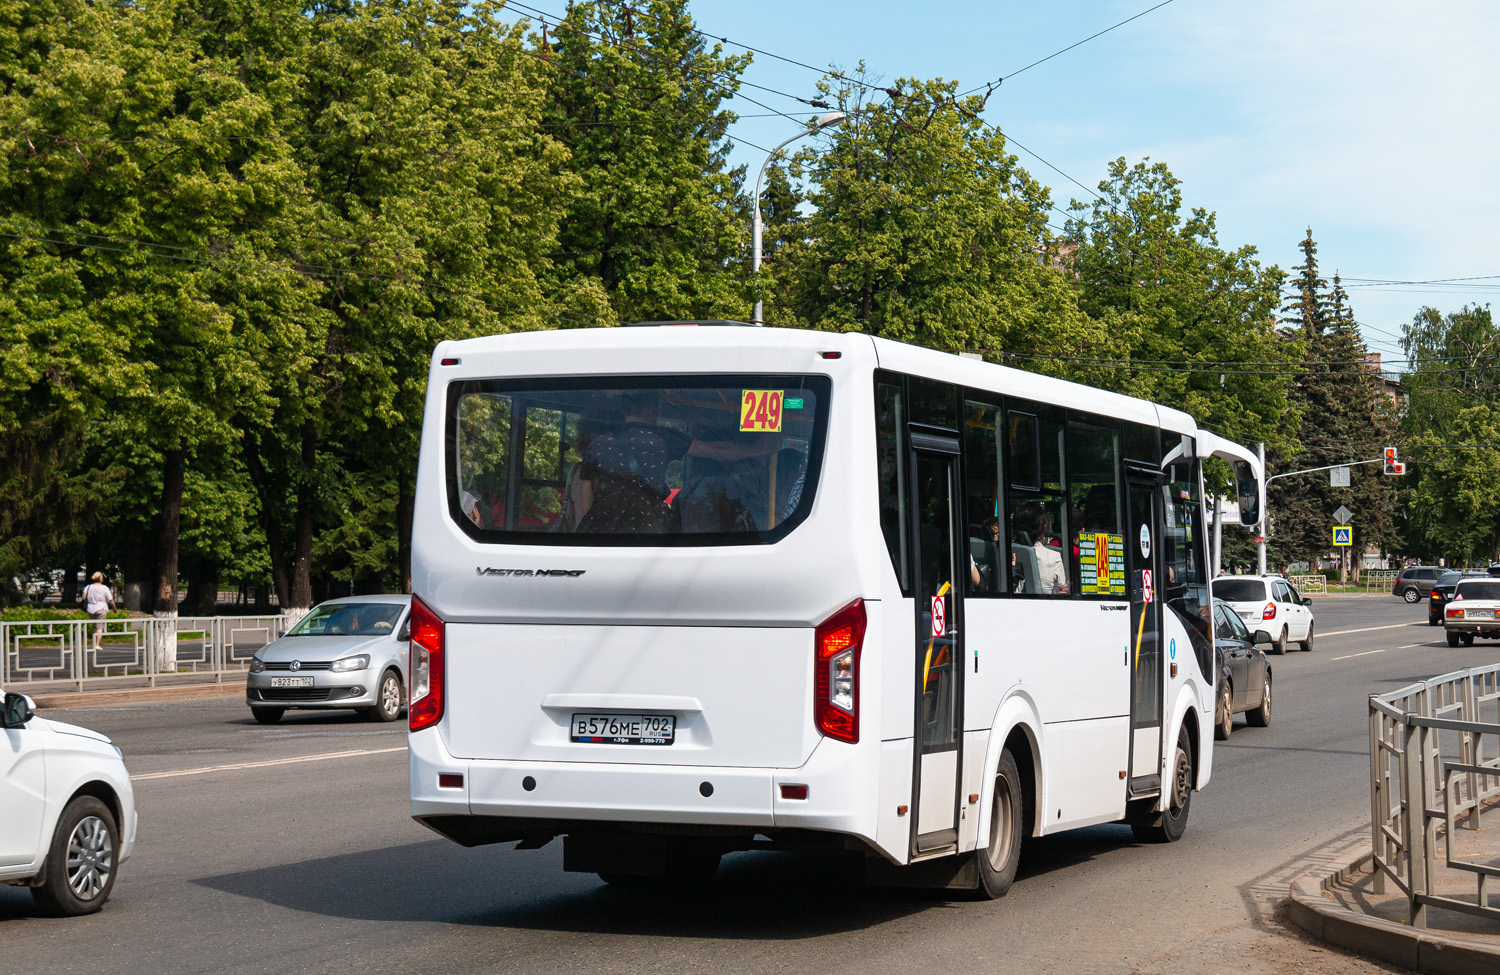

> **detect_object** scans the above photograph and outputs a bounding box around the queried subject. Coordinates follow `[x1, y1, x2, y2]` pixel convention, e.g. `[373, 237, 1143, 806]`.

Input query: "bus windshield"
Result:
[447, 375, 829, 545]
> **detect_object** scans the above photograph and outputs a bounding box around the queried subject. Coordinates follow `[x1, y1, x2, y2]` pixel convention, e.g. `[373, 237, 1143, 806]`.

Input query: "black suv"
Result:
[1394, 566, 1443, 603]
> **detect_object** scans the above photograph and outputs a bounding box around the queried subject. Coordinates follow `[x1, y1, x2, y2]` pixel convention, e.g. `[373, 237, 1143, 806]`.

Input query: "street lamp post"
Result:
[751, 111, 846, 325]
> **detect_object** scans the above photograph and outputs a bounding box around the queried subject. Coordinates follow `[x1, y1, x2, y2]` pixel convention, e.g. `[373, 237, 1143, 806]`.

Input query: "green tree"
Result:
[1063, 158, 1294, 448]
[540, 0, 750, 323]
[1398, 303, 1500, 562]
[1268, 233, 1394, 570]
[772, 76, 1098, 360]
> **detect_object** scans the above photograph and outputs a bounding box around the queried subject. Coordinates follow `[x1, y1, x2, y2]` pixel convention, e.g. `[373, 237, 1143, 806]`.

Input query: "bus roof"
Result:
[435, 325, 1197, 437]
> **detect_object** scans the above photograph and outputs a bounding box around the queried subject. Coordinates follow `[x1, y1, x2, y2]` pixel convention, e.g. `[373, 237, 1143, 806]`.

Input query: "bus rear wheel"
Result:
[975, 748, 1024, 899]
[1130, 730, 1192, 844]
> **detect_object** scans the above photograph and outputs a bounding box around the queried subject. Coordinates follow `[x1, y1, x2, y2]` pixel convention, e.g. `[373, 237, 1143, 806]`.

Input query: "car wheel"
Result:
[366, 670, 404, 723]
[1300, 622, 1315, 652]
[1215, 683, 1233, 741]
[1448, 631, 1461, 648]
[1462, 634, 1475, 647]
[1429, 614, 1441, 627]
[1130, 729, 1192, 843]
[1403, 587, 1421, 603]
[1272, 627, 1288, 655]
[975, 748, 1025, 899]
[30, 796, 118, 917]
[1246, 672, 1272, 727]
[252, 707, 284, 725]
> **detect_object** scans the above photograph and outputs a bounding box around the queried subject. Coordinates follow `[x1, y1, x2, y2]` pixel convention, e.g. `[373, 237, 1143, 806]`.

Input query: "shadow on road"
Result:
[192, 826, 1134, 938]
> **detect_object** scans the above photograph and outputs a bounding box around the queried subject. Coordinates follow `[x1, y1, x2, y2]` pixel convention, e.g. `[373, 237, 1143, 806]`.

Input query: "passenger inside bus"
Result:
[1015, 502, 1068, 594]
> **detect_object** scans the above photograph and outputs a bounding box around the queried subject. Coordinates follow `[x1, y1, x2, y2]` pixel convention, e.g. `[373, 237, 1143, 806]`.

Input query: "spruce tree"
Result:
[1269, 232, 1392, 573]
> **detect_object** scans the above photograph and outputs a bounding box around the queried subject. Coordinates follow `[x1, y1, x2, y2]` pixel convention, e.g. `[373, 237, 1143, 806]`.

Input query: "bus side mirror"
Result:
[1234, 460, 1260, 527]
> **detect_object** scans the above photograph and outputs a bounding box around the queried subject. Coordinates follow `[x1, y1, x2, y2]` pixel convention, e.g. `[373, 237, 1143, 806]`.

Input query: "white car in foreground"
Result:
[1212, 575, 1315, 654]
[1444, 578, 1500, 647]
[0, 689, 137, 915]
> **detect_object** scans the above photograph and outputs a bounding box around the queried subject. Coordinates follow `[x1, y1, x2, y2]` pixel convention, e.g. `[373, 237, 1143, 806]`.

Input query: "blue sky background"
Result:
[676, 0, 1500, 368]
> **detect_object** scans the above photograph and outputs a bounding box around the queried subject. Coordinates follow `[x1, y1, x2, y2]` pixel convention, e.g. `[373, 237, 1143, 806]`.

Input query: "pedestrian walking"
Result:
[83, 572, 116, 651]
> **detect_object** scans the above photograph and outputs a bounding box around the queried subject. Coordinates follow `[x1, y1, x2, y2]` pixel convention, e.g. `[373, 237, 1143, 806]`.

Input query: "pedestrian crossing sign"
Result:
[1332, 526, 1353, 547]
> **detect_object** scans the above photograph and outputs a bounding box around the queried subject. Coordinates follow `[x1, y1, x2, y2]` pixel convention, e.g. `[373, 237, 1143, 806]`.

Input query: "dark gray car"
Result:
[1212, 598, 1273, 741]
[245, 595, 411, 724]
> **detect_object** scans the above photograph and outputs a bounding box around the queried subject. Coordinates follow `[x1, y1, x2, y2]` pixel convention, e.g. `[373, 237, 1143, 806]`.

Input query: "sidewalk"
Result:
[1286, 812, 1500, 974]
[24, 675, 246, 710]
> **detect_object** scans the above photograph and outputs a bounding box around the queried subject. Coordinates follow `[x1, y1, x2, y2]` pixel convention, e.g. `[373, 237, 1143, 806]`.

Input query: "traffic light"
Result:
[1383, 446, 1406, 475]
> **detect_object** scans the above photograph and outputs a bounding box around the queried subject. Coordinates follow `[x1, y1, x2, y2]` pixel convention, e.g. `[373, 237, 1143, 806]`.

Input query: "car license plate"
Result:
[571, 713, 675, 745]
[1470, 609, 1495, 619]
[270, 676, 315, 688]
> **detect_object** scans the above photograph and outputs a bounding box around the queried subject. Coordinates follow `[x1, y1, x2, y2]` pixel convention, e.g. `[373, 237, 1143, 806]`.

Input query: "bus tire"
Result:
[975, 749, 1024, 899]
[1130, 729, 1192, 844]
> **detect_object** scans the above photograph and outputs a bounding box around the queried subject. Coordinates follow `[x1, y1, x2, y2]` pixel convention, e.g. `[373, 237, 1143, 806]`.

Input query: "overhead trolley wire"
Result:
[957, 0, 1178, 95]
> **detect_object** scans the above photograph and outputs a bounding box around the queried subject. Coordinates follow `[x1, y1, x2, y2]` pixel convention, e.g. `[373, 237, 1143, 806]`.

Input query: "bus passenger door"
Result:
[1125, 473, 1164, 796]
[909, 437, 964, 856]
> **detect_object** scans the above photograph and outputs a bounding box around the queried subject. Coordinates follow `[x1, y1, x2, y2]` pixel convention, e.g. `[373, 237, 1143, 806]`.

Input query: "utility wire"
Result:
[958, 0, 1177, 95]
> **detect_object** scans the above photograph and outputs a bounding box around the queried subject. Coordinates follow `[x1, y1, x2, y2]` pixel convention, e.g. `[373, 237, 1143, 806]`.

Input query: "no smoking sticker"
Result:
[931, 595, 945, 638]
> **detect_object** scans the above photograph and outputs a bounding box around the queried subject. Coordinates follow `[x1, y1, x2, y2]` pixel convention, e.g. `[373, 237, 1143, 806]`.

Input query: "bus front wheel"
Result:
[1130, 730, 1192, 844]
[975, 748, 1024, 899]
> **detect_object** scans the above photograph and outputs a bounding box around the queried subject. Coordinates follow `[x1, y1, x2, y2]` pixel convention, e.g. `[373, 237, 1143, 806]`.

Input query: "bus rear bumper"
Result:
[410, 728, 878, 845]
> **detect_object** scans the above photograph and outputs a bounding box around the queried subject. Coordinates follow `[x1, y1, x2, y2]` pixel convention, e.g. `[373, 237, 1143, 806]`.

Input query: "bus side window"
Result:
[1005, 402, 1068, 596]
[1066, 420, 1123, 597]
[962, 400, 1004, 596]
[876, 380, 910, 594]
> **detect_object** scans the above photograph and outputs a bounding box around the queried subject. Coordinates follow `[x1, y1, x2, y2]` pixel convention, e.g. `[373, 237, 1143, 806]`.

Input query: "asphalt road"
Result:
[3, 595, 1494, 975]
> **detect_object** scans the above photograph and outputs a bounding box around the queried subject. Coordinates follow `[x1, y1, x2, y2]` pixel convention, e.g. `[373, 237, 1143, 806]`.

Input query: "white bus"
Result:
[407, 323, 1264, 895]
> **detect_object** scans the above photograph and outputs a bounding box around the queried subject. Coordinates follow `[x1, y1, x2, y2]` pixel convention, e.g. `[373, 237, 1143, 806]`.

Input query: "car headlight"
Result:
[249, 657, 266, 673]
[330, 654, 370, 673]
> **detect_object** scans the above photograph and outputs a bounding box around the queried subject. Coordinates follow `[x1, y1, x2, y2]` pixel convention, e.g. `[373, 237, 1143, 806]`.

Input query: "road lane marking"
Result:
[1318, 622, 1421, 637]
[1331, 648, 1393, 661]
[132, 745, 406, 781]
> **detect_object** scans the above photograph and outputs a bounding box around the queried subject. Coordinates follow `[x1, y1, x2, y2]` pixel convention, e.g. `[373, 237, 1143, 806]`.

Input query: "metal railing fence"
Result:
[1, 615, 284, 692]
[1369, 663, 1500, 927]
[1290, 574, 1327, 594]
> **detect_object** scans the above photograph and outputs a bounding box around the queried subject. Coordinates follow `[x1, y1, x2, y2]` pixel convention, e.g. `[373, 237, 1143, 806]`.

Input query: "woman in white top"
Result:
[82, 572, 116, 651]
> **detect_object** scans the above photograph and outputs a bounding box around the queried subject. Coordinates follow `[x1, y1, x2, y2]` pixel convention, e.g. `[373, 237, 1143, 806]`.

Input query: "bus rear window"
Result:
[446, 375, 830, 545]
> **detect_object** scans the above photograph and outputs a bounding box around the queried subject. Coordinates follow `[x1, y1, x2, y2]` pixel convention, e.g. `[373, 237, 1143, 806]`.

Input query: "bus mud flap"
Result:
[865, 853, 979, 891]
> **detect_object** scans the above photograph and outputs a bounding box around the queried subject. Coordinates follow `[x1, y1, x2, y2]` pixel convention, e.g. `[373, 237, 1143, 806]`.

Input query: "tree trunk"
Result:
[288, 432, 316, 612]
[121, 524, 150, 612]
[242, 431, 291, 609]
[182, 557, 220, 616]
[397, 466, 414, 594]
[60, 561, 79, 605]
[153, 445, 187, 616]
[152, 445, 187, 674]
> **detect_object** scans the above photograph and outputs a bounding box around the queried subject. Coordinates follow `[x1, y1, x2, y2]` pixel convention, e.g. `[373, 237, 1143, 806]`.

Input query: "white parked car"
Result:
[1212, 575, 1315, 654]
[0, 689, 137, 915]
[1443, 578, 1500, 647]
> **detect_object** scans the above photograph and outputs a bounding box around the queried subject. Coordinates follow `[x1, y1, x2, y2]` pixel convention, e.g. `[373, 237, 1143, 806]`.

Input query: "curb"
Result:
[1286, 853, 1500, 975]
[31, 678, 247, 710]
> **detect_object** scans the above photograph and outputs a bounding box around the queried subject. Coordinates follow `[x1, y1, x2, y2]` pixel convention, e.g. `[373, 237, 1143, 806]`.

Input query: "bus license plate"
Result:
[270, 676, 314, 688]
[571, 713, 675, 745]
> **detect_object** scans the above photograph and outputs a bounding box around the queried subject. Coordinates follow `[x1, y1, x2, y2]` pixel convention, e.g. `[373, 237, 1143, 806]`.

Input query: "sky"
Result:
[675, 0, 1500, 370]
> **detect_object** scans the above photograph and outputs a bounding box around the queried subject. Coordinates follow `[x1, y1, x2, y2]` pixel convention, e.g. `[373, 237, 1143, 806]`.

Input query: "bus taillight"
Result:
[814, 599, 866, 744]
[409, 596, 446, 732]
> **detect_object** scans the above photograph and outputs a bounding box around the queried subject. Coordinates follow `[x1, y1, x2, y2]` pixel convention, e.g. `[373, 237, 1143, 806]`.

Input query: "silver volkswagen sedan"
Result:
[245, 595, 411, 724]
